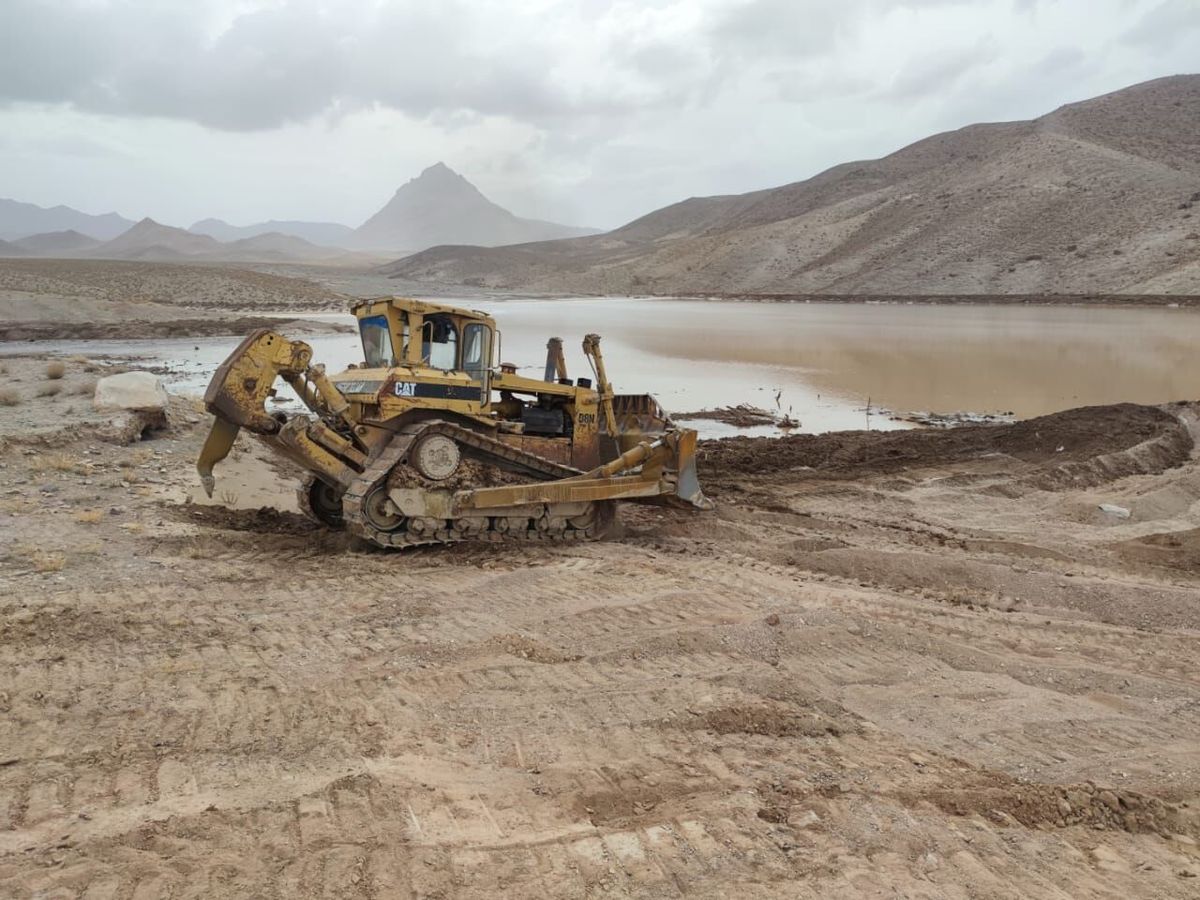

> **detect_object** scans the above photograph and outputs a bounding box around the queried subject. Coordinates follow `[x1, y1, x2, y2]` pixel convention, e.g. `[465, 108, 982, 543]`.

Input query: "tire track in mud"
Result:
[6, 405, 1200, 897]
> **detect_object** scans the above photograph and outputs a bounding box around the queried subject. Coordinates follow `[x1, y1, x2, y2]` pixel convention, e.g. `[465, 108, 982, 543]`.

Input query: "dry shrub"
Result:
[72, 379, 97, 396]
[36, 383, 63, 397]
[45, 452, 84, 473]
[0, 495, 35, 514]
[0, 388, 18, 407]
[46, 361, 66, 380]
[74, 508, 105, 524]
[68, 355, 89, 364]
[18, 547, 66, 573]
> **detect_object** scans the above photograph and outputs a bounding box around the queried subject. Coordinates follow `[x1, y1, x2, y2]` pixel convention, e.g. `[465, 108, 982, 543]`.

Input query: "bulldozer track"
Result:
[341, 420, 610, 550]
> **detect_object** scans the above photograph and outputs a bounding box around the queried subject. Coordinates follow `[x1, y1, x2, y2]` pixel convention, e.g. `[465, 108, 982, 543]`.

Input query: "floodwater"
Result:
[6, 298, 1200, 437]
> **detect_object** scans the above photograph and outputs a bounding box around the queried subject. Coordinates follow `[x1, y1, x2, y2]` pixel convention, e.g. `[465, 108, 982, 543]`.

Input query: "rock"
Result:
[1098, 503, 1131, 519]
[789, 810, 820, 828]
[94, 372, 168, 413]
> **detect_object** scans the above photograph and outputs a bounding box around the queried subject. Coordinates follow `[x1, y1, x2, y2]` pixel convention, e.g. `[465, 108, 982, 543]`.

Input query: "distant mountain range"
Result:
[387, 75, 1200, 295]
[0, 162, 595, 262]
[0, 199, 134, 242]
[188, 218, 358, 248]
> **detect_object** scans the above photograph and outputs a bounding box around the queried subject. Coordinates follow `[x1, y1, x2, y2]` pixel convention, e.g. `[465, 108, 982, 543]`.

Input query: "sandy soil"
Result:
[1, 367, 1199, 897]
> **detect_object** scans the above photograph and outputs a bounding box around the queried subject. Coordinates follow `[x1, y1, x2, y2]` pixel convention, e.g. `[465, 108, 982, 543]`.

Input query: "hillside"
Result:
[385, 75, 1200, 295]
[92, 218, 223, 260]
[12, 230, 102, 256]
[220, 231, 347, 262]
[0, 199, 135, 242]
[190, 217, 357, 248]
[356, 162, 596, 252]
[71, 219, 349, 263]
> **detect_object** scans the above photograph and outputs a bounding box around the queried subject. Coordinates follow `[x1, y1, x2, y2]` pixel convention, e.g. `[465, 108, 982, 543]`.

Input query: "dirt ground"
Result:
[0, 259, 352, 340]
[2, 364, 1200, 898]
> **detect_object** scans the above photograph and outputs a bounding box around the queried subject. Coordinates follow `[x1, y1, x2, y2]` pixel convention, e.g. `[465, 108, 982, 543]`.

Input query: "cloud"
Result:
[0, 0, 723, 131]
[883, 37, 1002, 101]
[0, 0, 1193, 230]
[1123, 0, 1200, 49]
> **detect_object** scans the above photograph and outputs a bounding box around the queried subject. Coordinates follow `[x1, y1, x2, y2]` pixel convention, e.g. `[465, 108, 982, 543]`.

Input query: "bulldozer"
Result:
[196, 296, 712, 549]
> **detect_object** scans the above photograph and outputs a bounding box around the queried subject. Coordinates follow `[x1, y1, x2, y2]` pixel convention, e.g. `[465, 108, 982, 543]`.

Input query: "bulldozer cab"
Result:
[351, 297, 496, 410]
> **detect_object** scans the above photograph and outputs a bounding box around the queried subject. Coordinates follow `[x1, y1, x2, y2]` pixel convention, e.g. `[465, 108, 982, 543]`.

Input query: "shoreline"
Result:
[648, 291, 1200, 309]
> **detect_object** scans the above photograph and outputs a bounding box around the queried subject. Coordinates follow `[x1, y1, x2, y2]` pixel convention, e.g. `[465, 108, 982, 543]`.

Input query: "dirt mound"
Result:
[174, 503, 320, 535]
[487, 633, 581, 664]
[699, 403, 1189, 483]
[1113, 526, 1200, 573]
[907, 775, 1199, 838]
[696, 702, 848, 738]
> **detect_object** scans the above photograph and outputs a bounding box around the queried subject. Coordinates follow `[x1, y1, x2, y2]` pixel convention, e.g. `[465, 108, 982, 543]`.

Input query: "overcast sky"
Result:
[0, 0, 1195, 230]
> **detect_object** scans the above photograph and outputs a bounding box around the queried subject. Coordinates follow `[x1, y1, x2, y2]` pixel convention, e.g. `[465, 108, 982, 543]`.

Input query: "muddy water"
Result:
[5, 298, 1199, 437]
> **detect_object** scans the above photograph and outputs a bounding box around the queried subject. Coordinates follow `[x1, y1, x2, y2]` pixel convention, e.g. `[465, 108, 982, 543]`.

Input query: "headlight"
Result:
[334, 380, 385, 395]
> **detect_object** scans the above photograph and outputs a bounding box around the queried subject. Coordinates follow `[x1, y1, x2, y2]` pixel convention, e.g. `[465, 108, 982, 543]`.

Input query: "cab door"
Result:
[462, 323, 492, 408]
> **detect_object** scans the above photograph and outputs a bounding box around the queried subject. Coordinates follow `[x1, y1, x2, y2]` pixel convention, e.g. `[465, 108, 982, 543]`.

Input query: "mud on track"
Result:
[2, 401, 1200, 897]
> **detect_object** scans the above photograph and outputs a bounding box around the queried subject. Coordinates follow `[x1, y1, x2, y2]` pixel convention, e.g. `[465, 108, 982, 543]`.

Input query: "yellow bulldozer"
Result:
[197, 296, 712, 549]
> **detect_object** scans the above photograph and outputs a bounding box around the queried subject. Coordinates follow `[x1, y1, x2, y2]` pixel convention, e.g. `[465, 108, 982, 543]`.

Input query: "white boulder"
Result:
[93, 372, 168, 413]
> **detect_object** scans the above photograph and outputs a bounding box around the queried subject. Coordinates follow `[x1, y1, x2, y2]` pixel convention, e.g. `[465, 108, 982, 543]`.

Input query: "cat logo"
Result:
[394, 381, 417, 397]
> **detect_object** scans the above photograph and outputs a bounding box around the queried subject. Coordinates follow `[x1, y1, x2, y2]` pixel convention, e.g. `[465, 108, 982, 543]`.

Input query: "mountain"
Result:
[385, 76, 1200, 295]
[83, 219, 349, 263]
[0, 238, 28, 257]
[220, 231, 347, 262]
[355, 162, 596, 252]
[92, 218, 223, 260]
[13, 230, 102, 256]
[190, 217, 357, 248]
[0, 199, 135, 241]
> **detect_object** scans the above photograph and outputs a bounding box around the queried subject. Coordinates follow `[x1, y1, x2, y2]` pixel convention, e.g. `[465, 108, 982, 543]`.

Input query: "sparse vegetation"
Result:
[73, 509, 105, 524]
[37, 383, 63, 397]
[72, 379, 97, 396]
[29, 452, 85, 475]
[0, 388, 19, 406]
[46, 361, 66, 380]
[16, 545, 66, 574]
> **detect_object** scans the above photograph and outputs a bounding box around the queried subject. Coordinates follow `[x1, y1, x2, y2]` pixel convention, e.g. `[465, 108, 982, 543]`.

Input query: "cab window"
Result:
[359, 315, 394, 367]
[462, 323, 490, 380]
[423, 315, 458, 369]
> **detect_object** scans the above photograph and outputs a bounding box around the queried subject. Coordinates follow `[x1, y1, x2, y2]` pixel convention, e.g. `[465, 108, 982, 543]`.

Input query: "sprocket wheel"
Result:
[302, 477, 345, 529]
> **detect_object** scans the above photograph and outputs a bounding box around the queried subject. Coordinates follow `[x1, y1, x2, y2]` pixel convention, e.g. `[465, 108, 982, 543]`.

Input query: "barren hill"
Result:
[82, 219, 349, 263]
[356, 162, 596, 253]
[12, 230, 102, 256]
[220, 231, 346, 262]
[0, 198, 135, 242]
[190, 217, 357, 248]
[93, 218, 223, 260]
[386, 75, 1200, 295]
[0, 238, 27, 257]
